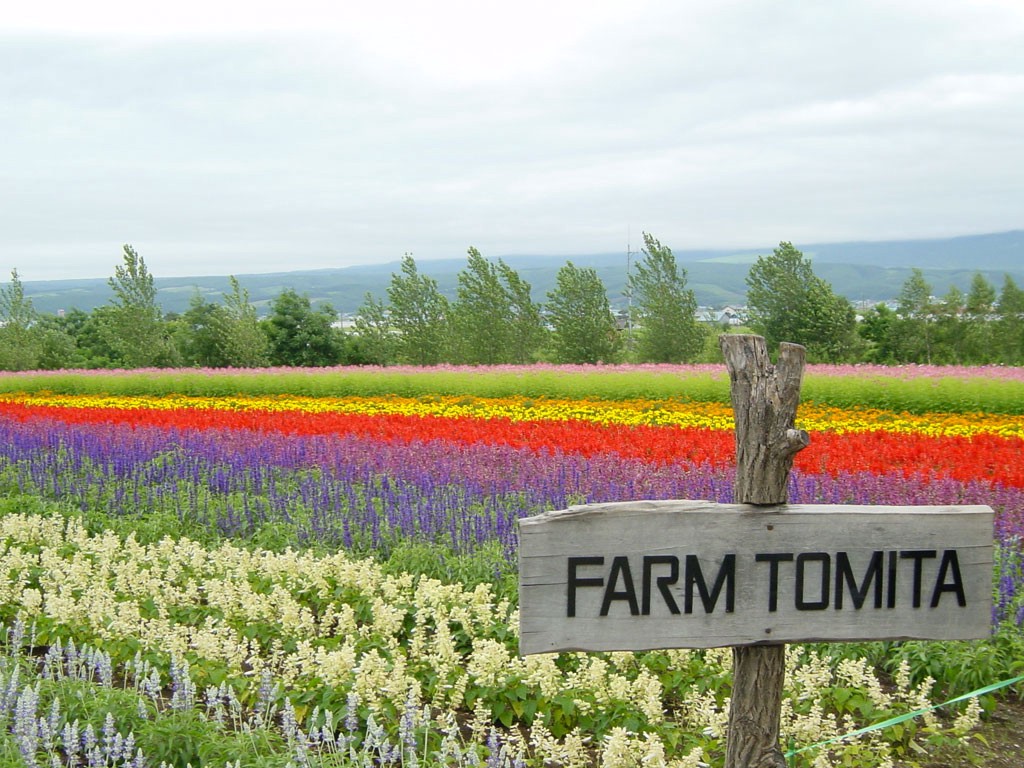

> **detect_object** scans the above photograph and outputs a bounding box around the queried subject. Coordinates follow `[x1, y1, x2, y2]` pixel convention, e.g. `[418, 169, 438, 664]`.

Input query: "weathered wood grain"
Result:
[518, 501, 993, 654]
[720, 334, 808, 768]
[720, 336, 809, 505]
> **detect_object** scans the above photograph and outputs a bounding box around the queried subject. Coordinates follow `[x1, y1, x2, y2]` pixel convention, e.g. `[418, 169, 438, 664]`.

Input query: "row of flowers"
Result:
[0, 366, 1021, 766]
[3, 392, 1024, 438]
[5, 363, 1024, 416]
[1, 396, 1021, 488]
[4, 416, 1022, 563]
[0, 513, 983, 768]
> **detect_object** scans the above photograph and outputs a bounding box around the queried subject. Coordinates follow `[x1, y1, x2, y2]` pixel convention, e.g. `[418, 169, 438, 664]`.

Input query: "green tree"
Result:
[933, 284, 966, 364]
[0, 269, 42, 370]
[386, 254, 451, 366]
[212, 276, 270, 368]
[102, 245, 178, 368]
[744, 241, 857, 362]
[628, 233, 704, 363]
[965, 273, 997, 317]
[858, 303, 898, 363]
[59, 307, 116, 368]
[34, 314, 86, 370]
[451, 248, 507, 364]
[995, 274, 1024, 365]
[962, 273, 997, 364]
[889, 269, 935, 363]
[451, 248, 545, 364]
[498, 260, 547, 365]
[175, 292, 227, 367]
[352, 293, 397, 366]
[545, 261, 621, 363]
[264, 288, 344, 367]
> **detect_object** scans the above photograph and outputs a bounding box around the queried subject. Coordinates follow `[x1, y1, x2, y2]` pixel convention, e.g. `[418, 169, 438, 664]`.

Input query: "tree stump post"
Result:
[719, 334, 810, 768]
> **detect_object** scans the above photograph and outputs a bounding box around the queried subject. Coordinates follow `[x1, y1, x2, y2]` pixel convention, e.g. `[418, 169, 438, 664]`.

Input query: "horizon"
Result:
[12, 226, 1022, 286]
[14, 228, 1024, 320]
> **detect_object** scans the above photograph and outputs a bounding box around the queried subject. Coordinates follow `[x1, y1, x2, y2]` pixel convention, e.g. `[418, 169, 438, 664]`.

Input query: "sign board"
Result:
[518, 500, 993, 655]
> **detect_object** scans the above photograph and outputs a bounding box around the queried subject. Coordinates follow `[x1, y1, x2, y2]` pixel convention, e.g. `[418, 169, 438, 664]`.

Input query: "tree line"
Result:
[1, 237, 1022, 371]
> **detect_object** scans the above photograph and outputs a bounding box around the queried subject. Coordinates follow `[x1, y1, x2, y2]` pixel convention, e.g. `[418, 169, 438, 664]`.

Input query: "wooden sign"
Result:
[518, 500, 993, 655]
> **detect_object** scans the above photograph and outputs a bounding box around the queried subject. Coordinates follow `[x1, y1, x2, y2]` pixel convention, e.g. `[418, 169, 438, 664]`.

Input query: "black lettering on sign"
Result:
[795, 552, 830, 611]
[685, 554, 736, 614]
[566, 547, 970, 619]
[642, 556, 680, 615]
[600, 556, 640, 616]
[900, 550, 937, 608]
[931, 549, 967, 608]
[887, 551, 898, 609]
[567, 556, 604, 617]
[835, 551, 884, 610]
[755, 553, 793, 612]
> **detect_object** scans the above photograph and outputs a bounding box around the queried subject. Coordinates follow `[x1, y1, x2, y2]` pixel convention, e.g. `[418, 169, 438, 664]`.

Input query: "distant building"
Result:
[697, 306, 745, 325]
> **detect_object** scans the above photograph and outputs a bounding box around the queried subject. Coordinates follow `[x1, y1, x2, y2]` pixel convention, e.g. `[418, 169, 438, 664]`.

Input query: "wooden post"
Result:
[518, 333, 991, 763]
[719, 334, 809, 768]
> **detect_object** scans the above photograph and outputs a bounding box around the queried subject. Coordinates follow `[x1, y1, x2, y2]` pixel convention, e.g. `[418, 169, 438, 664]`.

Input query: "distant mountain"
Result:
[20, 230, 1024, 316]
[795, 230, 1024, 271]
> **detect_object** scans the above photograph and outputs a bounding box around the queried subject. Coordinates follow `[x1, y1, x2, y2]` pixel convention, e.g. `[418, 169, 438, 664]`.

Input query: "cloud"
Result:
[2, 0, 1023, 280]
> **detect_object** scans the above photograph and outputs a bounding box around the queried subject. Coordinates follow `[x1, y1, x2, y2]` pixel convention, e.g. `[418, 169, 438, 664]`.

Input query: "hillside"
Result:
[19, 230, 1024, 316]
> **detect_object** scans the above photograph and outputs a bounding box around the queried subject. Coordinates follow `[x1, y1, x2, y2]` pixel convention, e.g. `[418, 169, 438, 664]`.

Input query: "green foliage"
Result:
[381, 539, 519, 601]
[799, 372, 1024, 414]
[36, 677, 154, 737]
[878, 268, 1018, 367]
[55, 307, 119, 368]
[0, 365, 733, 403]
[175, 291, 228, 366]
[0, 268, 43, 371]
[195, 730, 292, 768]
[960, 273, 998, 365]
[214, 275, 272, 367]
[34, 314, 87, 370]
[628, 233, 705, 363]
[264, 288, 345, 367]
[20, 657, 295, 767]
[102, 244, 180, 368]
[352, 292, 397, 366]
[995, 275, 1024, 365]
[136, 708, 221, 767]
[888, 269, 937, 364]
[933, 284, 968, 364]
[858, 304, 897, 363]
[745, 242, 859, 362]
[545, 261, 621, 364]
[826, 626, 1024, 710]
[10, 237, 1024, 371]
[386, 254, 452, 365]
[500, 259, 547, 365]
[966, 272, 997, 317]
[1, 492, 1018, 768]
[451, 248, 546, 364]
[7, 362, 1024, 414]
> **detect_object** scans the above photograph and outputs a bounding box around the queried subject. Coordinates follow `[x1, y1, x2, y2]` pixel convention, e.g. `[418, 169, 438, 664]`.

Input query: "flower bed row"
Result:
[0, 512, 994, 768]
[4, 392, 1024, 437]
[3, 362, 1024, 413]
[1, 394, 1022, 486]
[0, 365, 1021, 767]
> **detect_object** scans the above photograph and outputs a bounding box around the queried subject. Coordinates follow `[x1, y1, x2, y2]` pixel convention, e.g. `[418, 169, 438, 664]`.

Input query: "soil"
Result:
[915, 695, 1024, 768]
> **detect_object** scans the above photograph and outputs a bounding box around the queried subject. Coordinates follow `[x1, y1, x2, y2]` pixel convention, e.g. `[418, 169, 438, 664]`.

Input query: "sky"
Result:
[2, 0, 1023, 282]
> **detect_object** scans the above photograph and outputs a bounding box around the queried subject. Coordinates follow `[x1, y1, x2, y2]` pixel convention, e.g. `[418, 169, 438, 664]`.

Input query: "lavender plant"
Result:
[0, 619, 525, 768]
[1, 419, 1021, 579]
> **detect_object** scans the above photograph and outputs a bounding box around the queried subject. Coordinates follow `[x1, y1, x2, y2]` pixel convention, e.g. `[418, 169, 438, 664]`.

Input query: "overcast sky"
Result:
[3, 0, 1022, 281]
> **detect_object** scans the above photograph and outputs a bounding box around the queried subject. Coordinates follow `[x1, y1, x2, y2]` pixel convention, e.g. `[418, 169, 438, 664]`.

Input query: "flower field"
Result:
[0, 364, 1021, 767]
